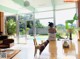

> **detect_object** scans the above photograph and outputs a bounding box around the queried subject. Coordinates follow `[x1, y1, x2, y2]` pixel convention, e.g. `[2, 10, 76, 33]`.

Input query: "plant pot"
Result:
[67, 29, 73, 33]
[67, 29, 73, 40]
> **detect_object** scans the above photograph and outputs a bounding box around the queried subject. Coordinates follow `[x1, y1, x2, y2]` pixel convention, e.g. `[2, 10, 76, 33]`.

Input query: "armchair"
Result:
[0, 35, 14, 49]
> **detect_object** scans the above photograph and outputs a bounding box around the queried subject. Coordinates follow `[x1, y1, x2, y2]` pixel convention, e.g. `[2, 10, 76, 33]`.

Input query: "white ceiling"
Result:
[0, 0, 76, 15]
[28, 0, 52, 8]
[0, 0, 31, 13]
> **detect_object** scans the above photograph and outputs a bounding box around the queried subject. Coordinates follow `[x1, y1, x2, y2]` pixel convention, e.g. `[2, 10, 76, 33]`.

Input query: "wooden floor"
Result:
[38, 39, 80, 59]
[11, 39, 80, 59]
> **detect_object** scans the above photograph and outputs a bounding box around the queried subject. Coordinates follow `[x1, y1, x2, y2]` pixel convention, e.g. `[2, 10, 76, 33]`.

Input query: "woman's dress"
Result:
[48, 33, 56, 41]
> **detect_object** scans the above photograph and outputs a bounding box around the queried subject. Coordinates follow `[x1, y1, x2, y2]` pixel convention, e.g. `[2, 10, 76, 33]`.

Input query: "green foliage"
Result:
[6, 19, 16, 35]
[56, 24, 66, 36]
[36, 20, 44, 28]
[19, 21, 31, 35]
[65, 13, 78, 29]
[56, 24, 67, 40]
[65, 22, 69, 29]
[26, 28, 30, 32]
[19, 29, 26, 35]
[56, 33, 64, 39]
[27, 21, 33, 28]
[73, 13, 78, 20]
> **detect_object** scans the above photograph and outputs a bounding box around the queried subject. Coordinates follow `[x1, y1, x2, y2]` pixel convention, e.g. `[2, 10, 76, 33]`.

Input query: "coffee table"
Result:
[0, 49, 20, 59]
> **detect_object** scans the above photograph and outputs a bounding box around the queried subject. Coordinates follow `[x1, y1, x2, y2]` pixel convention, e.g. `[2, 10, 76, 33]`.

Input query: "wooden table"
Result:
[7, 50, 20, 59]
[0, 49, 20, 59]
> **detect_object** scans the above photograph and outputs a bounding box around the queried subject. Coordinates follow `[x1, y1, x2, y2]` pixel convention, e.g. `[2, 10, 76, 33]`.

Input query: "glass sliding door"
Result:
[24, 14, 34, 40]
[5, 13, 34, 44]
[55, 8, 77, 40]
[5, 15, 17, 43]
[35, 19, 53, 42]
[26, 21, 34, 39]
[18, 15, 28, 43]
[35, 10, 54, 41]
[18, 19, 27, 43]
[17, 14, 34, 43]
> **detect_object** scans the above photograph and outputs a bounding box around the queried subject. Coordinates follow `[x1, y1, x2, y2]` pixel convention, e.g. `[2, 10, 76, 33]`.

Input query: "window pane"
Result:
[56, 8, 76, 25]
[35, 11, 53, 19]
[39, 19, 53, 26]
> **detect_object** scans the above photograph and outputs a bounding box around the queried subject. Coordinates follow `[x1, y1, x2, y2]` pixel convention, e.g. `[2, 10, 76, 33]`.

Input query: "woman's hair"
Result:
[48, 22, 54, 27]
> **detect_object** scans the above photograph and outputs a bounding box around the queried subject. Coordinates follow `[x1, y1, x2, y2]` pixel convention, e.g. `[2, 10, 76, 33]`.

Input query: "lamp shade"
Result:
[24, 0, 30, 7]
[64, 0, 78, 2]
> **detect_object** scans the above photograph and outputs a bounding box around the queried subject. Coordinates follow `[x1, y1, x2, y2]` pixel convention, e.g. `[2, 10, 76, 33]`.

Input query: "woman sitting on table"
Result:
[48, 22, 56, 41]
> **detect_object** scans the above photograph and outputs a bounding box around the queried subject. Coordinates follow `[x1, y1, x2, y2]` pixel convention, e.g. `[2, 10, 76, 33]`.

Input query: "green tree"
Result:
[56, 24, 66, 36]
[6, 19, 16, 35]
[36, 20, 44, 28]
[65, 13, 78, 29]
[27, 21, 33, 28]
[56, 24, 66, 39]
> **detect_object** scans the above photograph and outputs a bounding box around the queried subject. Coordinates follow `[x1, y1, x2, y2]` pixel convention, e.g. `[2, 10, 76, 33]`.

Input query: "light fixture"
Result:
[24, 0, 30, 7]
[64, 0, 79, 2]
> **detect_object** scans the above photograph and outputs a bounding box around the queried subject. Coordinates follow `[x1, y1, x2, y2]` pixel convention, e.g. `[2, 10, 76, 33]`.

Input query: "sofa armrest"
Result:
[3, 39, 14, 44]
[0, 35, 8, 40]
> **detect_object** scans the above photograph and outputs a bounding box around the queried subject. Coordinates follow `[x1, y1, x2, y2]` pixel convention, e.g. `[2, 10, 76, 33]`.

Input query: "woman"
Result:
[48, 22, 56, 41]
[48, 22, 57, 59]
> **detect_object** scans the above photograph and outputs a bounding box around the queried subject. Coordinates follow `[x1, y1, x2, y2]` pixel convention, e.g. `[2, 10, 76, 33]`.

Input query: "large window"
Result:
[56, 8, 76, 25]
[35, 11, 53, 19]
[5, 16, 16, 35]
[55, 8, 77, 39]
[5, 16, 17, 43]
[35, 11, 54, 41]
[35, 7, 77, 40]
[5, 3, 77, 43]
[17, 14, 34, 43]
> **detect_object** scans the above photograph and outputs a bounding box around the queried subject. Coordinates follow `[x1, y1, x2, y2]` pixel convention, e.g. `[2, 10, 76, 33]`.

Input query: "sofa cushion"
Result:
[0, 40, 3, 44]
[0, 44, 9, 48]
[3, 39, 14, 44]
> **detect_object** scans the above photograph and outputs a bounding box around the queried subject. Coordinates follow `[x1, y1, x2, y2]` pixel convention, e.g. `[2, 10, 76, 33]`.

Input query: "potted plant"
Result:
[65, 13, 78, 40]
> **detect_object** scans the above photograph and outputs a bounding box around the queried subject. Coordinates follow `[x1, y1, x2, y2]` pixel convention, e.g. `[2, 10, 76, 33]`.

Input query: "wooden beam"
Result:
[0, 12, 4, 33]
[77, 1, 80, 41]
[64, 0, 78, 2]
